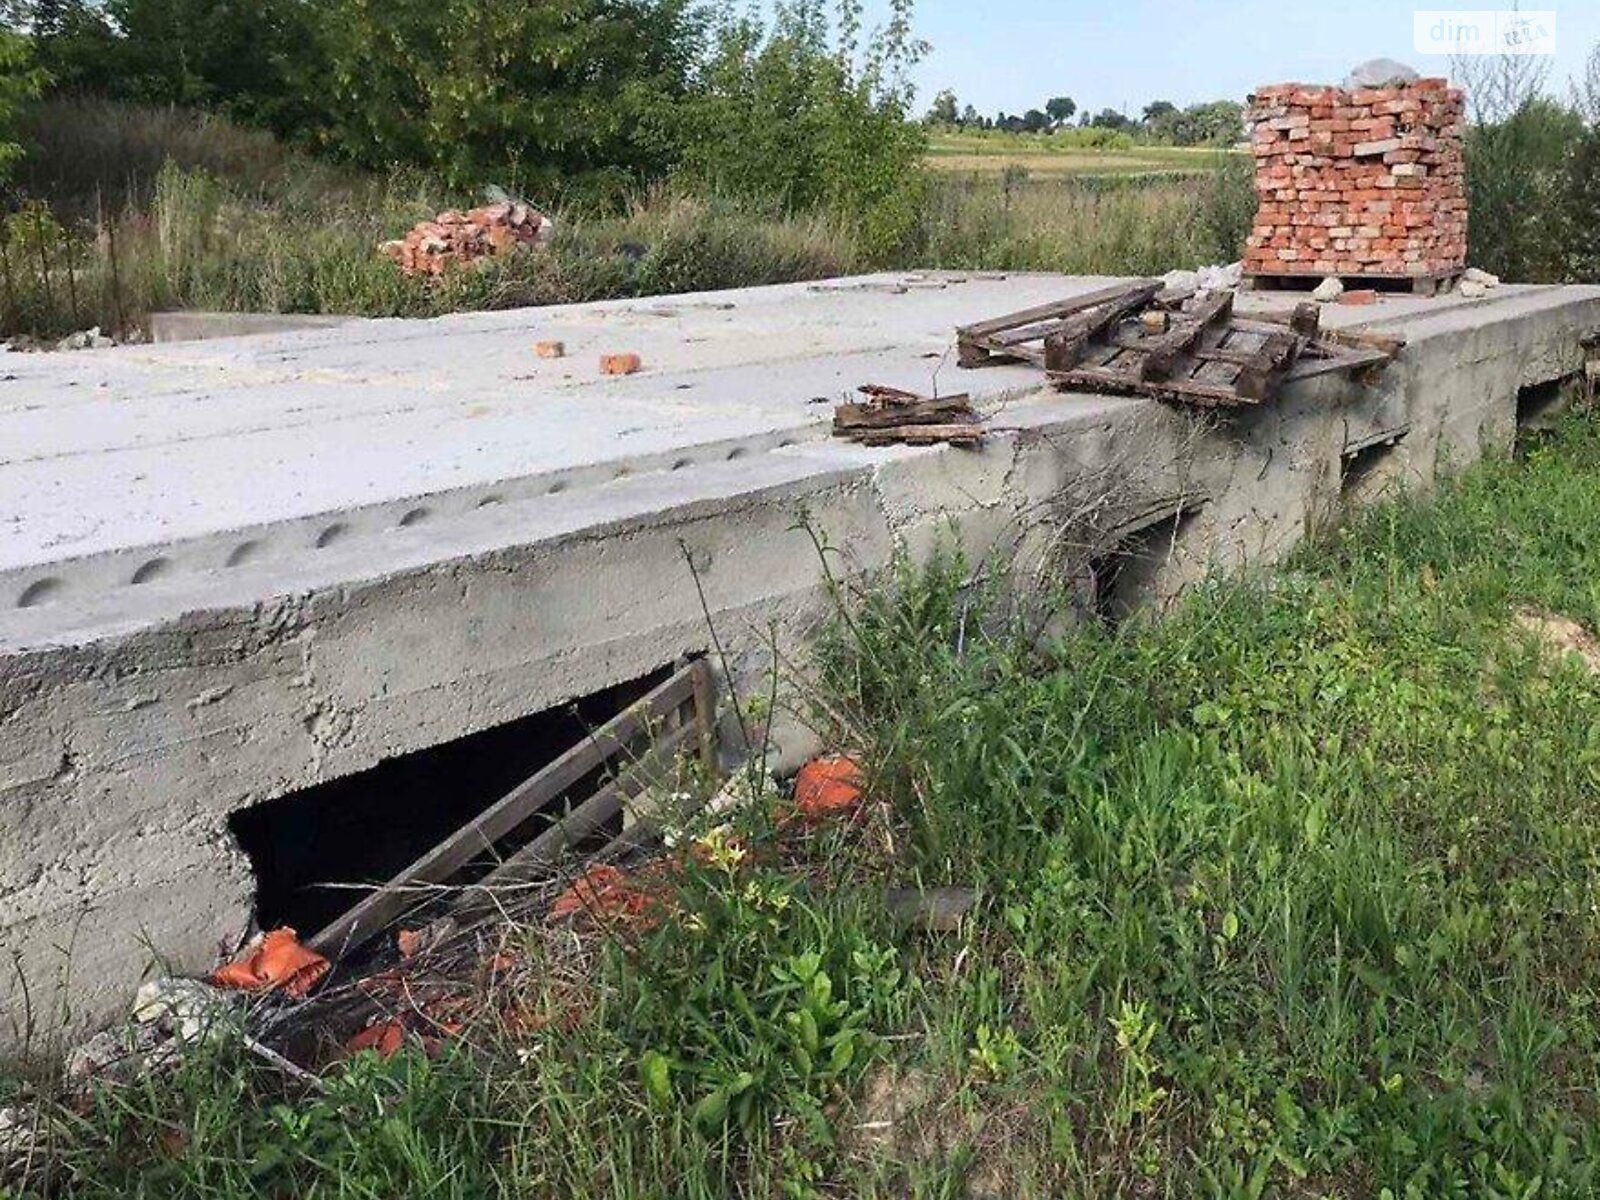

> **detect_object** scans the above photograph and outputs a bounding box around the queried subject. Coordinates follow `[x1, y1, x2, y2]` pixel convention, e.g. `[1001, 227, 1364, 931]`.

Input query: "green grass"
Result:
[926, 129, 1242, 178]
[1, 164, 1255, 341]
[13, 418, 1600, 1197]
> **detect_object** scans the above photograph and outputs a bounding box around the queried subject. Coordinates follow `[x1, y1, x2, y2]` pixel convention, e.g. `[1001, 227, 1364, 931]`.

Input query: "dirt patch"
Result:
[846, 1065, 941, 1159]
[1512, 606, 1600, 674]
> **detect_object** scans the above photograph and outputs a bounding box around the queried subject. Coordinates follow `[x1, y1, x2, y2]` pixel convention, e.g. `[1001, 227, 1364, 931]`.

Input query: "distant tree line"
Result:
[925, 87, 1244, 146]
[0, 0, 931, 251]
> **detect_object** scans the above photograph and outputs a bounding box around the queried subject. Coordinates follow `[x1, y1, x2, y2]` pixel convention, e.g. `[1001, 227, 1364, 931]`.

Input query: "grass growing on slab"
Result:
[16, 420, 1600, 1198]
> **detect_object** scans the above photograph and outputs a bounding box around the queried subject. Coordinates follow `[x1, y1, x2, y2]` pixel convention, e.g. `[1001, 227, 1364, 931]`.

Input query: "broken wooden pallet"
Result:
[309, 658, 715, 957]
[959, 282, 1402, 409]
[833, 384, 983, 446]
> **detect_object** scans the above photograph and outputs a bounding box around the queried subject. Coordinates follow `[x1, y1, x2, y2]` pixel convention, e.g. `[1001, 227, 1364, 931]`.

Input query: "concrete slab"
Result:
[148, 310, 356, 344]
[4, 270, 1599, 1050]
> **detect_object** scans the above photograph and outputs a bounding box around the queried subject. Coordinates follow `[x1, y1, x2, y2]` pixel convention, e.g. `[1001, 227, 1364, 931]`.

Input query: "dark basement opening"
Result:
[228, 664, 675, 936]
[1516, 374, 1578, 449]
[1340, 434, 1406, 508]
[1089, 507, 1201, 626]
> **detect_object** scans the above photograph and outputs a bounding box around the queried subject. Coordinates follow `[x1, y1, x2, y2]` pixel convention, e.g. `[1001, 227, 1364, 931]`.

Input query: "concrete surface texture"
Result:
[3, 271, 1598, 1050]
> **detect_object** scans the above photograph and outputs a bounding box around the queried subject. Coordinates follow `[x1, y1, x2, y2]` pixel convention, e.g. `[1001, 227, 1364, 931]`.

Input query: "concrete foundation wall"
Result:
[3, 277, 1597, 1050]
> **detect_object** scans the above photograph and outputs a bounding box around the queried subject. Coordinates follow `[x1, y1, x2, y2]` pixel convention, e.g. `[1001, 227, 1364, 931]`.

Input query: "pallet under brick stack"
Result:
[1244, 78, 1467, 295]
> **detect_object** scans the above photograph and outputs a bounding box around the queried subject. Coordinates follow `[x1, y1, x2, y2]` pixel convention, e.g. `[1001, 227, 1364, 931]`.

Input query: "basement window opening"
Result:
[1516, 375, 1578, 447]
[1089, 507, 1201, 627]
[228, 664, 676, 937]
[1341, 434, 1406, 508]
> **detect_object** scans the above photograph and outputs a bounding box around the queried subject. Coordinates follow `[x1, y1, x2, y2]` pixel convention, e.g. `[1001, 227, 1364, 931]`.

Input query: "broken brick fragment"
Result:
[548, 863, 668, 928]
[600, 352, 642, 376]
[344, 1019, 405, 1059]
[534, 340, 566, 359]
[791, 755, 866, 822]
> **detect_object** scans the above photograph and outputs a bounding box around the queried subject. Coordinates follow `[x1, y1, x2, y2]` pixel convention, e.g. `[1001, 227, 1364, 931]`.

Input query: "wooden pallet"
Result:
[1244, 269, 1462, 297]
[958, 284, 1401, 408]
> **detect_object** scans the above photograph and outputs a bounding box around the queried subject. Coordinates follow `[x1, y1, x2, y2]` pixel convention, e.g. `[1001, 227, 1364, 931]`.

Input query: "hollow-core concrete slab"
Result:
[3, 271, 1598, 1050]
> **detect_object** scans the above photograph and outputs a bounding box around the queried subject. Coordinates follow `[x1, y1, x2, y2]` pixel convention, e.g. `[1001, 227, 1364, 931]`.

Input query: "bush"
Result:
[672, 0, 928, 256]
[1465, 96, 1586, 281]
[1563, 126, 1600, 280]
[15, 97, 374, 219]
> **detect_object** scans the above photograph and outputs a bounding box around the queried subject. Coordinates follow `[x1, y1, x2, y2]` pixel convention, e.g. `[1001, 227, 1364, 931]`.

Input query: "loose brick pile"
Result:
[379, 201, 549, 277]
[1244, 79, 1466, 281]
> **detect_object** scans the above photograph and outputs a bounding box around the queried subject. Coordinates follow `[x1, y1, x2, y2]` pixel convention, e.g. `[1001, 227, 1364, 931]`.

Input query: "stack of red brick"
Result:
[1244, 79, 1466, 280]
[379, 201, 549, 277]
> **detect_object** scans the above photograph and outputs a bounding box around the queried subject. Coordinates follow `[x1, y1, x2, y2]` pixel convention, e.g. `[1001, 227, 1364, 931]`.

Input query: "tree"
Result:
[1181, 99, 1244, 146]
[959, 102, 979, 127]
[1044, 95, 1075, 125]
[924, 87, 957, 125]
[0, 25, 46, 180]
[674, 0, 928, 255]
[1022, 108, 1048, 132]
[312, 0, 698, 195]
[1089, 107, 1132, 130]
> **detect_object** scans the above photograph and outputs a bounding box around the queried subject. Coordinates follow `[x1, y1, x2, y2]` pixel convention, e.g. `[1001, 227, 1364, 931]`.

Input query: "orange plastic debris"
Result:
[792, 755, 865, 821]
[599, 352, 642, 376]
[345, 1019, 405, 1059]
[211, 928, 329, 998]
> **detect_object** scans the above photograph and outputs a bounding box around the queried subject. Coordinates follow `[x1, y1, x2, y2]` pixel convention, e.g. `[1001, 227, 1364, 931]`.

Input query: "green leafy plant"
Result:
[0, 25, 46, 181]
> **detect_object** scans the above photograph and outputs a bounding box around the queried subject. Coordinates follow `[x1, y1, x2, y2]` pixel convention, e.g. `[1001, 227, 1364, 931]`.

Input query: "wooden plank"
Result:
[1190, 346, 1264, 367]
[308, 664, 700, 956]
[1240, 315, 1405, 356]
[1144, 376, 1258, 407]
[1051, 366, 1139, 394]
[957, 279, 1162, 340]
[833, 395, 974, 431]
[1137, 292, 1234, 380]
[985, 318, 1095, 349]
[854, 423, 984, 446]
[1289, 301, 1321, 337]
[689, 659, 716, 773]
[455, 718, 703, 911]
[1280, 347, 1395, 383]
[1236, 330, 1304, 401]
[1042, 283, 1162, 372]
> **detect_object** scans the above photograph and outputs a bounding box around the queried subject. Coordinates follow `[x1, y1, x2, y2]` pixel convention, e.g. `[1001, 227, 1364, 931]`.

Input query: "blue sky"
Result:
[878, 1, 1600, 117]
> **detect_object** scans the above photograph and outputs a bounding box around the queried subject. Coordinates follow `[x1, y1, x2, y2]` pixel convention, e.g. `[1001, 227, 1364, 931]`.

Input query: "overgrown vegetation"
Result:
[13, 411, 1600, 1196]
[0, 99, 1254, 340]
[2, 3, 1597, 344]
[1456, 42, 1600, 282]
[5, 0, 926, 217]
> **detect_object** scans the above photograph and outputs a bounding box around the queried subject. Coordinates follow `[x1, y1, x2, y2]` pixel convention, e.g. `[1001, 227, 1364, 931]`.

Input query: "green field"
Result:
[926, 129, 1242, 177]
